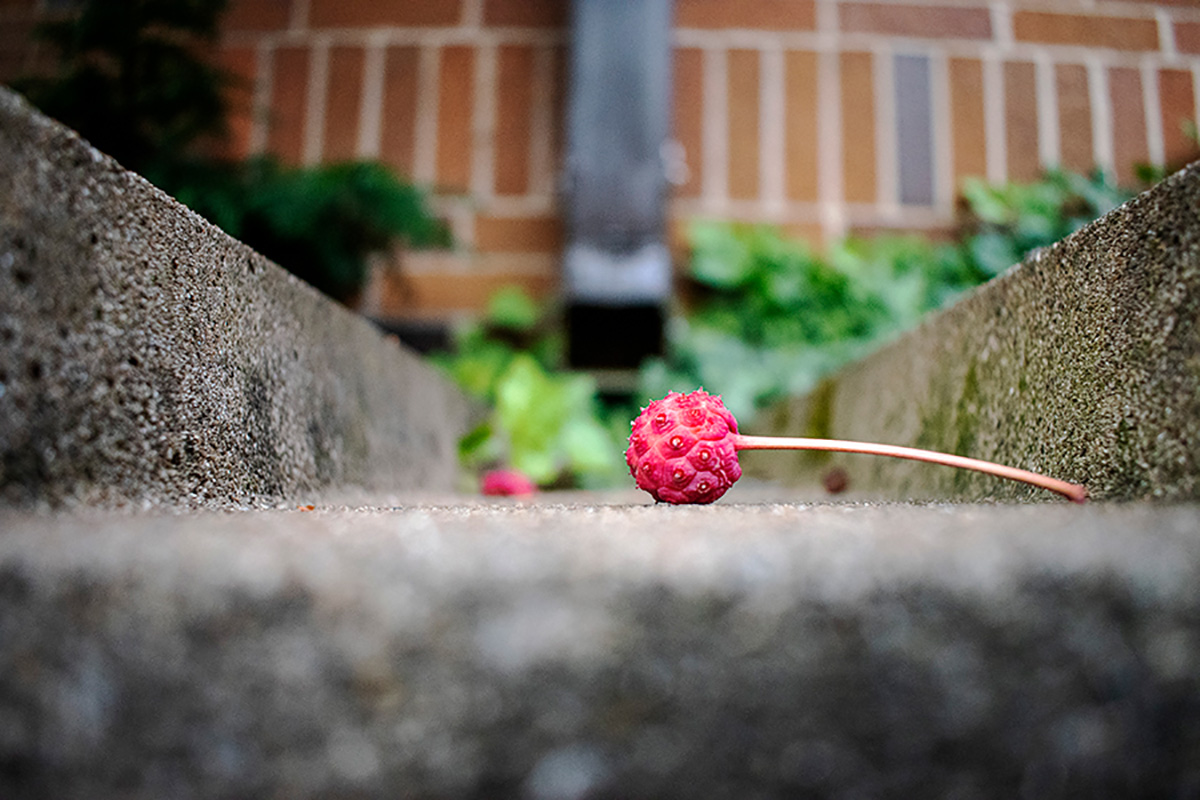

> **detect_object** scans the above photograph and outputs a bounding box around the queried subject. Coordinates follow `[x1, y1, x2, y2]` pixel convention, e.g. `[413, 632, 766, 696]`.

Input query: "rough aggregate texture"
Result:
[0, 87, 474, 508]
[744, 161, 1200, 501]
[0, 501, 1198, 798]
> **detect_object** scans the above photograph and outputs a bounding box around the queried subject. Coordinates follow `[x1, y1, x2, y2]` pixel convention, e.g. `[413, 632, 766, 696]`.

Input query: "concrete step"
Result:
[745, 161, 1200, 503]
[0, 86, 476, 509]
[2, 501, 1198, 798]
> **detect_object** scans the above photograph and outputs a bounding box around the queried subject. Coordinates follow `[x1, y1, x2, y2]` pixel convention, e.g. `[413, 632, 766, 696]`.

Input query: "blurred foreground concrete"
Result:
[2, 500, 1198, 798]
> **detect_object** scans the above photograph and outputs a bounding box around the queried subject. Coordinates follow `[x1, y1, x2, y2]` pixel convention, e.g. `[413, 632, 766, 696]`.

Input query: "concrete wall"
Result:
[744, 159, 1200, 502]
[0, 87, 475, 508]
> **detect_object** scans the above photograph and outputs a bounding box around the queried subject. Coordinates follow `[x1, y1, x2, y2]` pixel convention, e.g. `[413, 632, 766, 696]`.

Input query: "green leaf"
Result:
[494, 355, 572, 483]
[487, 285, 541, 331]
[961, 177, 1014, 225]
[563, 418, 620, 477]
[689, 221, 754, 288]
[968, 232, 1021, 277]
[458, 422, 499, 467]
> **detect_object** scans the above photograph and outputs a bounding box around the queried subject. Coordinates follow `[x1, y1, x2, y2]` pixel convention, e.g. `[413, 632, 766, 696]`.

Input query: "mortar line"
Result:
[1142, 59, 1165, 167]
[760, 44, 786, 216]
[289, 0, 309, 31]
[929, 48, 955, 211]
[983, 51, 1007, 183]
[413, 45, 441, 185]
[818, 46, 845, 240]
[461, 0, 483, 29]
[357, 34, 386, 159]
[703, 45, 729, 213]
[528, 45, 556, 199]
[1157, 9, 1177, 59]
[1088, 57, 1114, 179]
[248, 40, 274, 156]
[303, 37, 330, 165]
[989, 1, 1014, 49]
[1036, 51, 1060, 170]
[472, 43, 498, 202]
[875, 43, 898, 220]
[1194, 64, 1200, 148]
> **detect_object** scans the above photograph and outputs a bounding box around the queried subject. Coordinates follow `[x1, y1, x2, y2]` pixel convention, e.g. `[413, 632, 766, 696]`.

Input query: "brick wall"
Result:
[5, 0, 1200, 322]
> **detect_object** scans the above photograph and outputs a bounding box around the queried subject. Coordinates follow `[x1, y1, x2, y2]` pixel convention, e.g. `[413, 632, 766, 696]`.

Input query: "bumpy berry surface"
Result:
[626, 390, 742, 504]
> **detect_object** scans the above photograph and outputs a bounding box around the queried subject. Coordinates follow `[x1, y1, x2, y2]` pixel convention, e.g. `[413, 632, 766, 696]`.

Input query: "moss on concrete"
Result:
[746, 160, 1200, 502]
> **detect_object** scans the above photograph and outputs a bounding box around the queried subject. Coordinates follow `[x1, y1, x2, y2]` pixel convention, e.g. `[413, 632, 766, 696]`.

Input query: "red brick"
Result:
[436, 46, 474, 192]
[309, 0, 461, 28]
[672, 47, 705, 199]
[1109, 67, 1148, 185]
[779, 222, 825, 249]
[1177, 21, 1200, 55]
[218, 46, 257, 160]
[380, 46, 420, 177]
[375, 269, 556, 316]
[1159, 68, 1199, 168]
[784, 49, 819, 202]
[728, 49, 760, 201]
[1013, 12, 1158, 52]
[839, 4, 991, 39]
[494, 46, 535, 195]
[474, 216, 563, 253]
[483, 0, 566, 27]
[841, 51, 876, 204]
[267, 46, 309, 165]
[322, 47, 364, 161]
[1004, 61, 1039, 182]
[848, 224, 957, 243]
[676, 0, 815, 31]
[225, 0, 291, 32]
[1056, 63, 1093, 174]
[949, 58, 987, 184]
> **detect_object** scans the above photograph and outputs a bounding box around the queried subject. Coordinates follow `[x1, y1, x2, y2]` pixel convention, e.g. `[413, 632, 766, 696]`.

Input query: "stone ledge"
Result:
[0, 87, 475, 508]
[0, 502, 1197, 797]
[745, 161, 1200, 501]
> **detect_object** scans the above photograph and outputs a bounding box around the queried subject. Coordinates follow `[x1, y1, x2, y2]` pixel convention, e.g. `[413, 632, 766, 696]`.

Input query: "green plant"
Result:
[961, 168, 1133, 277]
[641, 226, 975, 420]
[14, 0, 232, 176]
[434, 287, 623, 488]
[642, 168, 1143, 422]
[180, 158, 449, 303]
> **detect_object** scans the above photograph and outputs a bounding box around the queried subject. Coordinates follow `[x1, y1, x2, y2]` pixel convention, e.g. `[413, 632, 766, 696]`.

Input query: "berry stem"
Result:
[733, 435, 1088, 503]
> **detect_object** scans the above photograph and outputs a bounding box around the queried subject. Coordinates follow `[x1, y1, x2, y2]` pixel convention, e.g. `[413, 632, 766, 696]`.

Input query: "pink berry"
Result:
[628, 389, 1089, 504]
[626, 390, 742, 504]
[481, 468, 537, 497]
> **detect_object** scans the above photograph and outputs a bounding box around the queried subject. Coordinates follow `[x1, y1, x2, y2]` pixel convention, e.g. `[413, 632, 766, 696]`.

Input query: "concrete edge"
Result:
[744, 161, 1200, 501]
[0, 86, 480, 509]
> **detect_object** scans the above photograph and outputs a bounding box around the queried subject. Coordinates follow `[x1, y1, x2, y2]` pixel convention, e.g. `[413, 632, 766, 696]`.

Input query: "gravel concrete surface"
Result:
[2, 499, 1198, 798]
